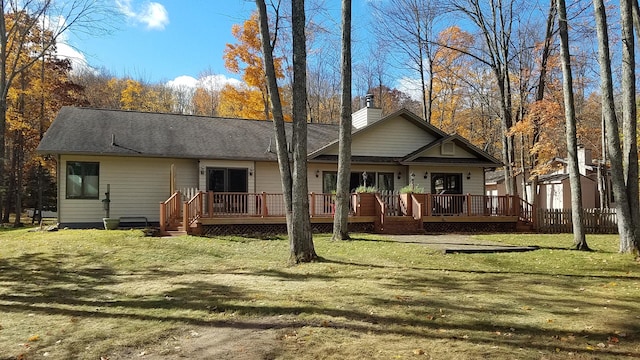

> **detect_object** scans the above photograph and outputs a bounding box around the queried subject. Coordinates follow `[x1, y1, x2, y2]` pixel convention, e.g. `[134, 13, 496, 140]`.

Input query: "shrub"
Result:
[400, 184, 425, 194]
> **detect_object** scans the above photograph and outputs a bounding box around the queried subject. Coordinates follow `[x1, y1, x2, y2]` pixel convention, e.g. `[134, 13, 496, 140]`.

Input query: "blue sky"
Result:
[62, 0, 370, 89]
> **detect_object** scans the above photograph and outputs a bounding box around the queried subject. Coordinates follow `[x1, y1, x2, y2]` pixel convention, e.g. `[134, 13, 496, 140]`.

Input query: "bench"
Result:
[118, 216, 149, 228]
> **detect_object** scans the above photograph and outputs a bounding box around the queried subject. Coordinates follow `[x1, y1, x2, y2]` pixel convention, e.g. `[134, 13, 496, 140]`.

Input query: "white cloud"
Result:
[116, 0, 169, 30]
[396, 77, 423, 101]
[165, 74, 242, 90]
[166, 75, 198, 89]
[55, 42, 94, 75]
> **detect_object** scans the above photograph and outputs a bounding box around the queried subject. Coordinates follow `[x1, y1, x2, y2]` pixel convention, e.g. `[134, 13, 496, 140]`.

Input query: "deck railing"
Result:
[172, 192, 534, 227]
[159, 191, 182, 232]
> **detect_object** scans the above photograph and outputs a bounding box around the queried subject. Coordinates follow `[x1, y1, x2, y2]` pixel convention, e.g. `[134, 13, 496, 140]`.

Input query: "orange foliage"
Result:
[222, 12, 287, 120]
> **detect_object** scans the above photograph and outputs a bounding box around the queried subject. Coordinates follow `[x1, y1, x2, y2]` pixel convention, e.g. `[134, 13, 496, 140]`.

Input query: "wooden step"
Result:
[163, 230, 188, 237]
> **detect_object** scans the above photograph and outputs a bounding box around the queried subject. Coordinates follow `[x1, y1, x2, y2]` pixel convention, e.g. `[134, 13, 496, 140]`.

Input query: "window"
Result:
[206, 168, 248, 192]
[66, 162, 99, 199]
[431, 173, 462, 194]
[322, 171, 394, 193]
[377, 172, 394, 191]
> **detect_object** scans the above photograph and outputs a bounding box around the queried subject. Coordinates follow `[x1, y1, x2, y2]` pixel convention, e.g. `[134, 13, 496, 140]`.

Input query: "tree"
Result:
[592, 0, 639, 253]
[331, 0, 352, 241]
[256, 0, 316, 263]
[0, 0, 112, 215]
[448, 0, 518, 196]
[224, 12, 286, 121]
[556, 0, 588, 250]
[371, 0, 441, 123]
[619, 0, 640, 253]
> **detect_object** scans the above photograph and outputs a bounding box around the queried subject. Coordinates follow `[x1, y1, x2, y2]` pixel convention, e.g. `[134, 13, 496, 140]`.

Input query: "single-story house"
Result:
[37, 103, 503, 230]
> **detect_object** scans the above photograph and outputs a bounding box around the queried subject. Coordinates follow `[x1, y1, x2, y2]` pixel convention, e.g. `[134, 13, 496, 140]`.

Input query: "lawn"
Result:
[0, 229, 638, 359]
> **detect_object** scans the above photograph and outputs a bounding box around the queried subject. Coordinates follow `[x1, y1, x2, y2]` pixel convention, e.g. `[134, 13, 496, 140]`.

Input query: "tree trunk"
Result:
[288, 0, 316, 263]
[332, 0, 352, 241]
[256, 0, 294, 240]
[557, 0, 589, 250]
[592, 0, 638, 252]
[620, 0, 640, 253]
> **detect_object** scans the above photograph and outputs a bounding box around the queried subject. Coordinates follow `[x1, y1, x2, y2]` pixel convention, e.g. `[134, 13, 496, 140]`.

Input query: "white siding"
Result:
[324, 118, 437, 157]
[59, 155, 197, 225]
[255, 161, 283, 193]
[420, 143, 477, 159]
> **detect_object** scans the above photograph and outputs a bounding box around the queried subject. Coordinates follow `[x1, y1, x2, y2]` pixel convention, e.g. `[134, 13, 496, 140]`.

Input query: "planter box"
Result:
[355, 193, 376, 216]
[103, 218, 120, 230]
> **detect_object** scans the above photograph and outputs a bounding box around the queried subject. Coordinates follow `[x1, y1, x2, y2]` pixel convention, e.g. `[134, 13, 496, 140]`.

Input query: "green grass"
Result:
[0, 229, 639, 359]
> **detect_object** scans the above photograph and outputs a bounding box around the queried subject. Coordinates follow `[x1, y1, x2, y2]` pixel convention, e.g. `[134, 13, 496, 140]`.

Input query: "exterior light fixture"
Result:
[424, 171, 428, 179]
[467, 172, 471, 180]
[249, 168, 253, 176]
[315, 170, 320, 178]
[200, 166, 205, 175]
[397, 171, 402, 179]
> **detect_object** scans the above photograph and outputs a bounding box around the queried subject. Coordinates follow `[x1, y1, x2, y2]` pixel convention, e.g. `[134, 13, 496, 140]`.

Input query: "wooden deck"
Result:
[160, 191, 533, 235]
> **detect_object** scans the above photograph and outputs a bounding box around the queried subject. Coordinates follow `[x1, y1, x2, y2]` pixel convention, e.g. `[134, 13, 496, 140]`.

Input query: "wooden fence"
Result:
[536, 208, 618, 234]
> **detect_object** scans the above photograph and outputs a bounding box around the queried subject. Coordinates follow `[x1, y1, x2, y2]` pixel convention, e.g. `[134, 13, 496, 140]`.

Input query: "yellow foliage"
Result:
[218, 84, 267, 120]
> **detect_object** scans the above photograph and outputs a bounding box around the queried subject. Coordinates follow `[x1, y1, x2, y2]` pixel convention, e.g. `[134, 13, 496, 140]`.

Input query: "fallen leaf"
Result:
[28, 335, 40, 342]
[597, 343, 606, 348]
[608, 336, 619, 344]
[413, 349, 425, 355]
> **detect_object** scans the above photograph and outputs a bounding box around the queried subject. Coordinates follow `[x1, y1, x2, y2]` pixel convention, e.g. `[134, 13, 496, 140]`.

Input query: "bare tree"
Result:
[447, 0, 518, 196]
[556, 0, 588, 250]
[371, 0, 440, 123]
[256, 0, 316, 263]
[620, 0, 640, 253]
[592, 0, 639, 253]
[331, 0, 352, 241]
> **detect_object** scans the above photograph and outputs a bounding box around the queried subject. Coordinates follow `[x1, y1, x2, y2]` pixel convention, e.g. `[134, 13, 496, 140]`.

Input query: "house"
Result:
[37, 103, 506, 232]
[485, 146, 609, 210]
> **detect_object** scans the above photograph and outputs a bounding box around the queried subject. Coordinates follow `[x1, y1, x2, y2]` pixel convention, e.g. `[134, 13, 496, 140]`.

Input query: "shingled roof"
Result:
[37, 107, 340, 161]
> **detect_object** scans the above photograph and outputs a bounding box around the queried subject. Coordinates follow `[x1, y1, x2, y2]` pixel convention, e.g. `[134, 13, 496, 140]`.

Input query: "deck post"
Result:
[310, 192, 316, 217]
[261, 192, 268, 216]
[426, 193, 432, 216]
[208, 191, 214, 217]
[159, 202, 166, 232]
[183, 202, 189, 234]
[466, 193, 471, 216]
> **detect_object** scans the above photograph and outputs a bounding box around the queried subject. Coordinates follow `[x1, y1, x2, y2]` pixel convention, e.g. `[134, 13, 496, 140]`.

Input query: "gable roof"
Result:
[402, 134, 502, 166]
[37, 107, 340, 161]
[308, 108, 449, 159]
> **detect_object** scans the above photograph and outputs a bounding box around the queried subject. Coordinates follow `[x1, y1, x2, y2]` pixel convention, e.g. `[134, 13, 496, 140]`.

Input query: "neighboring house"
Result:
[485, 147, 608, 210]
[37, 104, 502, 229]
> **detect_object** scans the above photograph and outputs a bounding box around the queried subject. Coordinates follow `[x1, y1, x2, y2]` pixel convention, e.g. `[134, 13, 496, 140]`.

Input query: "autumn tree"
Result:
[447, 0, 519, 196]
[0, 1, 112, 213]
[224, 11, 286, 120]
